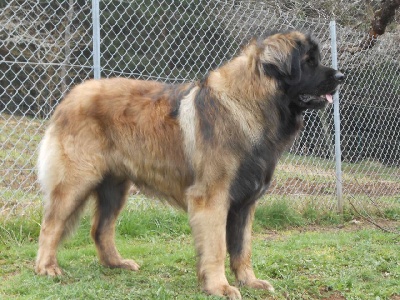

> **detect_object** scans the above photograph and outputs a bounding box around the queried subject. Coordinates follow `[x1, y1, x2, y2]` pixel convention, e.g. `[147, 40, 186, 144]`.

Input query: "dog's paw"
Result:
[105, 258, 140, 271]
[243, 279, 275, 292]
[35, 263, 63, 276]
[205, 284, 242, 300]
[224, 285, 242, 300]
[119, 259, 140, 271]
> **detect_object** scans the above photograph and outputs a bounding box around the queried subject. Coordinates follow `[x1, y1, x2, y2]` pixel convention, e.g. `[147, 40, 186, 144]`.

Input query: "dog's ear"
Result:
[286, 45, 302, 84]
[262, 62, 283, 80]
[262, 42, 302, 85]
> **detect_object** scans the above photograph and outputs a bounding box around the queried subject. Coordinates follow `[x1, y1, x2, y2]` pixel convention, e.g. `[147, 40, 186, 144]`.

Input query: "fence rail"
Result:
[1, 0, 399, 219]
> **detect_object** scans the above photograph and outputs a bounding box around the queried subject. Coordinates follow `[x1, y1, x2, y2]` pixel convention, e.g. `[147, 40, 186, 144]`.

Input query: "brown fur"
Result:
[35, 31, 343, 299]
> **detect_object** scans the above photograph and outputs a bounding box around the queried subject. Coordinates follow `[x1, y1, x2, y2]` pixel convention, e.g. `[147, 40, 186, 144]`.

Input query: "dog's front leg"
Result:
[227, 202, 274, 292]
[187, 185, 241, 300]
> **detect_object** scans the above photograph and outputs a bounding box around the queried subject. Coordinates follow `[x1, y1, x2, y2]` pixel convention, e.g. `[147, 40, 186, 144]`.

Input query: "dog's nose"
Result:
[334, 72, 345, 82]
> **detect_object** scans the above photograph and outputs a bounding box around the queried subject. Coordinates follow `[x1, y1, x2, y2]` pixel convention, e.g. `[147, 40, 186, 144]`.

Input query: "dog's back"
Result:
[38, 78, 194, 207]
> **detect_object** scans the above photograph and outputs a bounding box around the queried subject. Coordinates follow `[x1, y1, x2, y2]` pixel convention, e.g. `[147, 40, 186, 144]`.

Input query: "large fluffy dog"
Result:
[36, 31, 344, 299]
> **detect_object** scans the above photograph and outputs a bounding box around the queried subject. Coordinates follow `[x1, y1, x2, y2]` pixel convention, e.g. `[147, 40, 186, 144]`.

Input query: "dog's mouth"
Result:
[295, 89, 338, 110]
[299, 94, 334, 104]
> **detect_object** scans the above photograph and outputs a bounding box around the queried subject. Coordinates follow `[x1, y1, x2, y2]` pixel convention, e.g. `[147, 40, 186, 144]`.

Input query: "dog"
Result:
[35, 31, 344, 299]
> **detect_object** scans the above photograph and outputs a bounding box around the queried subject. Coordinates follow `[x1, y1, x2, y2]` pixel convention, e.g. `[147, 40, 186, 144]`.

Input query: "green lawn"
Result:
[1, 204, 399, 300]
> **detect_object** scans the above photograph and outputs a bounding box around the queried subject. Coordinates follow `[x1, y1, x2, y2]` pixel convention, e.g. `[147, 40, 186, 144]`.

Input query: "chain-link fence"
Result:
[1, 0, 399, 221]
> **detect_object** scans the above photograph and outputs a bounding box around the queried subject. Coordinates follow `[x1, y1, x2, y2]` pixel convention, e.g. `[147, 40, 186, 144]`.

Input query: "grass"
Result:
[1, 201, 399, 300]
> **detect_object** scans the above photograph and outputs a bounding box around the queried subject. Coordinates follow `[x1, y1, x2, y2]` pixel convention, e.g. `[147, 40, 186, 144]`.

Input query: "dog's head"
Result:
[258, 31, 344, 110]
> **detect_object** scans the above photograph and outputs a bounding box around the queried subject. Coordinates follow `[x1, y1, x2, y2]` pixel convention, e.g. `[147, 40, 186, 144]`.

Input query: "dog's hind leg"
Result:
[227, 202, 274, 292]
[35, 179, 96, 276]
[91, 175, 139, 271]
[35, 128, 107, 276]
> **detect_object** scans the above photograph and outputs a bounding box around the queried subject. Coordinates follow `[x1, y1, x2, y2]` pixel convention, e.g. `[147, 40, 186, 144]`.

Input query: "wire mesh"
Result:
[1, 0, 399, 220]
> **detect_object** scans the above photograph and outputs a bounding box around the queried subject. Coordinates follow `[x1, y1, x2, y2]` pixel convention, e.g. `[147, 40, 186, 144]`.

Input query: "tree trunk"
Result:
[343, 0, 400, 54]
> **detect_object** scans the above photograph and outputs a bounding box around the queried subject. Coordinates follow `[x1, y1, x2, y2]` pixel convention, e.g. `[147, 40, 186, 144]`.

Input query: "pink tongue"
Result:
[325, 94, 333, 103]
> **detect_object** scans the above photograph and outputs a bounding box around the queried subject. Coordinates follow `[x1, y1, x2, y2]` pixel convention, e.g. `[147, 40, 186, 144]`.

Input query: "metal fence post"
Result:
[92, 0, 101, 79]
[330, 20, 343, 213]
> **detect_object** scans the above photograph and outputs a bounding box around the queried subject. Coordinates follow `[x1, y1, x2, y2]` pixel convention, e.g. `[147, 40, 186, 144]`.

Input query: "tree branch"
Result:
[342, 0, 400, 54]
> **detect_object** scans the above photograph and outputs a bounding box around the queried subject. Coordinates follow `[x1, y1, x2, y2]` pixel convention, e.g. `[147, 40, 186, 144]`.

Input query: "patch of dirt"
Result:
[255, 219, 400, 242]
[319, 287, 346, 300]
[298, 219, 399, 233]
[268, 177, 400, 197]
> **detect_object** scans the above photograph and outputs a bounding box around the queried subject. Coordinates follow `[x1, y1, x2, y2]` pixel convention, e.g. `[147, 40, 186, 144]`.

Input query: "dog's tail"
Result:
[37, 125, 89, 239]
